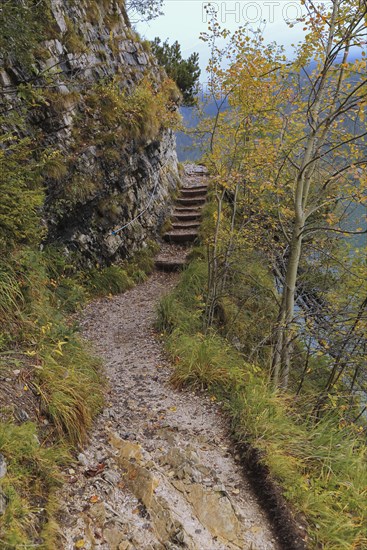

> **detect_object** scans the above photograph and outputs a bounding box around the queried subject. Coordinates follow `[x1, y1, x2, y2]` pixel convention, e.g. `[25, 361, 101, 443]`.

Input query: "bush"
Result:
[0, 135, 45, 251]
[160, 257, 367, 549]
[82, 76, 181, 147]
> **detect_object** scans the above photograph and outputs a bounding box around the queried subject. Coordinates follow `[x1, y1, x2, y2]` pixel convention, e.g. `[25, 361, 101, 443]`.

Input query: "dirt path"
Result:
[59, 270, 281, 550]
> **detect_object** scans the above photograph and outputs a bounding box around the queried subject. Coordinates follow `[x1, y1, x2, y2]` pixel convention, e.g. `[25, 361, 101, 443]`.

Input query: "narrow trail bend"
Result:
[60, 169, 281, 550]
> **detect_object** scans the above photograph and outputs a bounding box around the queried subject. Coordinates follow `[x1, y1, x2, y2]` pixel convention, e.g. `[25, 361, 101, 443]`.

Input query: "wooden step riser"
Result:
[181, 185, 208, 191]
[174, 206, 203, 212]
[163, 234, 198, 244]
[173, 216, 201, 223]
[177, 198, 206, 207]
[173, 218, 201, 224]
[172, 223, 201, 230]
[155, 261, 186, 272]
[179, 195, 207, 202]
[180, 189, 208, 198]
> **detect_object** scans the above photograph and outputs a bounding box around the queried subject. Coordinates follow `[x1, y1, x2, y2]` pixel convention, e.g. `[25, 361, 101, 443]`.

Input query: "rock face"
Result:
[0, 0, 180, 264]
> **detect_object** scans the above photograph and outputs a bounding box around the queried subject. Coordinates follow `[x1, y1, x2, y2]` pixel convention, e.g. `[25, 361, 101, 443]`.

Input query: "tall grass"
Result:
[0, 422, 70, 548]
[37, 337, 103, 445]
[159, 258, 367, 549]
[0, 249, 104, 546]
[85, 265, 134, 296]
[0, 240, 161, 545]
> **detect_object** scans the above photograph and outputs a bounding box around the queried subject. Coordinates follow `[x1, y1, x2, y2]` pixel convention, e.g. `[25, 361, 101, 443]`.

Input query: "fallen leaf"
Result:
[84, 463, 106, 477]
[128, 468, 137, 480]
[169, 406, 177, 412]
[75, 540, 85, 549]
[89, 495, 100, 503]
[232, 488, 240, 495]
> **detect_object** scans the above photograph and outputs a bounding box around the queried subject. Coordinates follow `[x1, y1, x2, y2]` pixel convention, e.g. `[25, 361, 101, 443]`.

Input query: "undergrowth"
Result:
[0, 240, 158, 546]
[158, 256, 367, 550]
[84, 241, 159, 296]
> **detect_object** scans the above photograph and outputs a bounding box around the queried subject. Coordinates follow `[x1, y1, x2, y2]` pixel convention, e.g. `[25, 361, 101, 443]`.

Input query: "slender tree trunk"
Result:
[272, 214, 304, 387]
[296, 336, 312, 396]
[271, 1, 340, 388]
[221, 182, 239, 293]
[280, 215, 304, 386]
[205, 188, 225, 328]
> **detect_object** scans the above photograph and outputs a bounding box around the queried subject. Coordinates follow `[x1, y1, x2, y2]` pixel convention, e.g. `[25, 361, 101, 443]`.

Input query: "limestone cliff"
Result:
[0, 0, 180, 264]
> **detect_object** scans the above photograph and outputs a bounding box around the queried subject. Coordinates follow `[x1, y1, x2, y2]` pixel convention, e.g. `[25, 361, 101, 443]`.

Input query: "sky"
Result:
[135, 0, 311, 75]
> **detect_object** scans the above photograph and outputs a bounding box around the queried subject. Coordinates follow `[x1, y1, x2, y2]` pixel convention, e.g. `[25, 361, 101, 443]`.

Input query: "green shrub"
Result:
[64, 16, 87, 54]
[82, 76, 180, 148]
[0, 0, 55, 69]
[0, 135, 45, 251]
[54, 278, 87, 313]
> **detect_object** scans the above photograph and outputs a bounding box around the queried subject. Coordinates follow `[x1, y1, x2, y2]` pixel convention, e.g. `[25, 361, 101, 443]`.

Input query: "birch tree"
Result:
[271, 0, 367, 388]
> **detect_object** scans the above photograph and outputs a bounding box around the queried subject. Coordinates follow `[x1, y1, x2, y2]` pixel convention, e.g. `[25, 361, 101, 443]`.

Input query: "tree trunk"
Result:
[272, 214, 304, 388]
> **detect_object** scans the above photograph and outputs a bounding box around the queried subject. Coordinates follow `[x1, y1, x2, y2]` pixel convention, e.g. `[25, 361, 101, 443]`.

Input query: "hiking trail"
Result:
[59, 165, 281, 550]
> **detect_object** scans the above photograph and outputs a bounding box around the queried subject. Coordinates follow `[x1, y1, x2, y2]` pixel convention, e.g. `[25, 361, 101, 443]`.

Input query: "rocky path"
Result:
[59, 167, 281, 550]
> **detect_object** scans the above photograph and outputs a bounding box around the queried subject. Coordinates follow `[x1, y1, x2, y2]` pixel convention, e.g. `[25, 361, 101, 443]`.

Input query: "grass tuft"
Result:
[0, 422, 70, 547]
[86, 265, 134, 296]
[37, 338, 103, 445]
[156, 258, 207, 335]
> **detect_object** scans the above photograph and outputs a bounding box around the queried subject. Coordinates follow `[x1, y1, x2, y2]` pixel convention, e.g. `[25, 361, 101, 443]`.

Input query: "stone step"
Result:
[176, 197, 206, 207]
[173, 212, 202, 222]
[182, 183, 208, 190]
[184, 163, 208, 176]
[163, 230, 198, 244]
[172, 221, 201, 230]
[155, 256, 187, 271]
[174, 205, 203, 213]
[180, 186, 208, 198]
